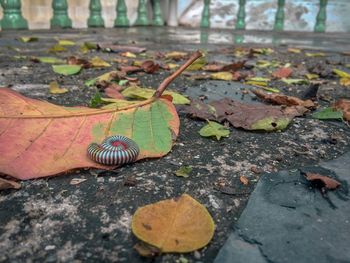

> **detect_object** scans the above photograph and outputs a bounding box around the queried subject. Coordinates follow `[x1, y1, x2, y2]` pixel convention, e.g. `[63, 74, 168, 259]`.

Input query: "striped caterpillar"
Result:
[87, 135, 139, 165]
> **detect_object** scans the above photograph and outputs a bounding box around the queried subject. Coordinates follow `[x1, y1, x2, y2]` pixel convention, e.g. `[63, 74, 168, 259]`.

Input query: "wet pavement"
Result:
[0, 27, 349, 263]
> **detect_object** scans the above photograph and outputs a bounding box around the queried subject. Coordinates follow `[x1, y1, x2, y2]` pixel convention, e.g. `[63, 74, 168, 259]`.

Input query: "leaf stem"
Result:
[153, 50, 202, 98]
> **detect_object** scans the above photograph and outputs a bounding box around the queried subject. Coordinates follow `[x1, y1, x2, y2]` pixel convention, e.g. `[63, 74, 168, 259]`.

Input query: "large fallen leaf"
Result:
[0, 88, 179, 179]
[131, 194, 215, 253]
[252, 89, 315, 109]
[122, 86, 190, 105]
[187, 99, 307, 132]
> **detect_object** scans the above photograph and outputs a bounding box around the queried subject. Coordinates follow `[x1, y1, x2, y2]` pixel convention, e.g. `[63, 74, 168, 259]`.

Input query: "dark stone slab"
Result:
[215, 152, 350, 263]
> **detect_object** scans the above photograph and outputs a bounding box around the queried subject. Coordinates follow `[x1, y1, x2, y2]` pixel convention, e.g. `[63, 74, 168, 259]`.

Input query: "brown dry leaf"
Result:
[120, 65, 142, 74]
[333, 99, 350, 121]
[272, 67, 293, 79]
[165, 51, 188, 60]
[104, 87, 125, 99]
[240, 176, 249, 185]
[187, 98, 307, 132]
[252, 89, 315, 109]
[141, 60, 160, 74]
[304, 172, 341, 190]
[134, 243, 161, 258]
[0, 177, 21, 190]
[131, 194, 215, 253]
[67, 56, 91, 68]
[203, 61, 246, 72]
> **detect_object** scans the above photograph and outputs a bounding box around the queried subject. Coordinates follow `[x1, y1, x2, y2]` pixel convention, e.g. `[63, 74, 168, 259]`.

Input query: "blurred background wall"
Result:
[0, 0, 349, 32]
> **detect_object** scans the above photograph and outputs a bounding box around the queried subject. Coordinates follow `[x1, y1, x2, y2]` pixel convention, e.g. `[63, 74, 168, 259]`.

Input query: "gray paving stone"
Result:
[215, 152, 350, 263]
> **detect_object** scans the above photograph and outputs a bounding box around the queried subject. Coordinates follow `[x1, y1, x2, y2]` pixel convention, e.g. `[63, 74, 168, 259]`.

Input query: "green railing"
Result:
[0, 0, 328, 32]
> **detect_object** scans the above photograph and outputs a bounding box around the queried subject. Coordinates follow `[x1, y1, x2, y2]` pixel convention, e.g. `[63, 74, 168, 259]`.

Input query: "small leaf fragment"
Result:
[175, 166, 193, 178]
[281, 78, 308, 85]
[19, 36, 38, 43]
[49, 44, 67, 53]
[58, 39, 76, 46]
[240, 176, 249, 185]
[49, 81, 68, 94]
[312, 107, 343, 120]
[304, 172, 341, 190]
[210, 72, 233, 81]
[52, 64, 82, 76]
[131, 194, 215, 253]
[288, 48, 302, 54]
[0, 178, 21, 190]
[305, 73, 319, 80]
[306, 52, 325, 57]
[199, 121, 230, 140]
[272, 67, 293, 79]
[35, 56, 65, 64]
[333, 99, 350, 121]
[120, 51, 137, 58]
[333, 69, 350, 79]
[90, 56, 111, 67]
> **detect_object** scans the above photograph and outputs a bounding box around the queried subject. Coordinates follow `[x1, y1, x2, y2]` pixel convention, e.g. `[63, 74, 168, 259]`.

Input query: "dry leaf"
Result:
[240, 176, 249, 185]
[0, 177, 21, 190]
[141, 60, 160, 74]
[333, 99, 350, 121]
[252, 89, 315, 109]
[49, 81, 68, 94]
[70, 178, 87, 185]
[98, 44, 146, 54]
[104, 87, 125, 99]
[131, 194, 215, 253]
[90, 56, 111, 68]
[304, 172, 341, 190]
[272, 67, 293, 79]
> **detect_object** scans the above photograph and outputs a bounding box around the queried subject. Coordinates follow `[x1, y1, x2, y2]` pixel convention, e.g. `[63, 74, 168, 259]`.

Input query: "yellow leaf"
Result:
[245, 81, 268, 87]
[131, 194, 215, 253]
[306, 52, 325, 57]
[333, 69, 350, 79]
[305, 73, 319, 80]
[49, 81, 68, 94]
[165, 51, 188, 59]
[48, 44, 67, 53]
[120, 51, 137, 58]
[167, 63, 179, 69]
[288, 48, 302, 54]
[90, 56, 111, 67]
[210, 72, 233, 81]
[122, 86, 190, 105]
[340, 78, 350, 87]
[58, 39, 76, 46]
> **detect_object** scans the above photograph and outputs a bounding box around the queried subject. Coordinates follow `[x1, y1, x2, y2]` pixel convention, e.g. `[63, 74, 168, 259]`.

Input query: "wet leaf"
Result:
[312, 107, 343, 120]
[49, 81, 68, 94]
[304, 172, 341, 190]
[0, 88, 179, 179]
[19, 37, 38, 43]
[58, 39, 76, 46]
[272, 67, 293, 79]
[131, 194, 215, 253]
[334, 99, 350, 121]
[199, 121, 230, 140]
[175, 166, 192, 178]
[0, 177, 21, 190]
[98, 44, 146, 54]
[252, 89, 315, 109]
[52, 64, 82, 76]
[90, 56, 111, 67]
[187, 99, 307, 132]
[122, 86, 190, 105]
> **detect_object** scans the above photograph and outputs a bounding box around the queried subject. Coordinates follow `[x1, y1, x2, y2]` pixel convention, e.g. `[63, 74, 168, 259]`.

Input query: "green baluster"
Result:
[135, 0, 149, 26]
[0, 0, 28, 30]
[88, 0, 104, 27]
[274, 0, 285, 31]
[314, 0, 327, 32]
[200, 0, 210, 28]
[152, 0, 164, 26]
[235, 0, 246, 30]
[200, 30, 209, 43]
[114, 0, 129, 27]
[50, 0, 72, 28]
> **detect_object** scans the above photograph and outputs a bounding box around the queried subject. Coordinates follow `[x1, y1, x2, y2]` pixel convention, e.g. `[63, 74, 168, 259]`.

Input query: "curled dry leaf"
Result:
[131, 194, 215, 253]
[141, 60, 160, 74]
[0, 177, 21, 190]
[252, 89, 316, 109]
[304, 172, 341, 190]
[333, 99, 350, 121]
